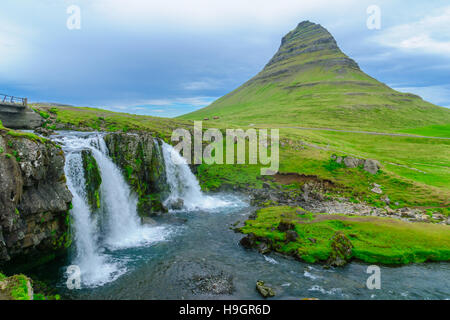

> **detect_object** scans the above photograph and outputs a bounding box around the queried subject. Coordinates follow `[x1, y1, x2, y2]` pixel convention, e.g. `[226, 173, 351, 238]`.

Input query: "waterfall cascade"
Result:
[50, 132, 240, 288]
[54, 132, 169, 287]
[161, 142, 230, 211]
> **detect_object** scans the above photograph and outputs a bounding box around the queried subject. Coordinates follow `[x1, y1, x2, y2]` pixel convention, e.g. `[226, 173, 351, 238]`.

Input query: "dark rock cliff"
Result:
[0, 131, 72, 267]
[104, 132, 169, 216]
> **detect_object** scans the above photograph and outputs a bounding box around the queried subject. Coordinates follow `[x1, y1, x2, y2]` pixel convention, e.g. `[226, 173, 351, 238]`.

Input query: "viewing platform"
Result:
[0, 94, 43, 129]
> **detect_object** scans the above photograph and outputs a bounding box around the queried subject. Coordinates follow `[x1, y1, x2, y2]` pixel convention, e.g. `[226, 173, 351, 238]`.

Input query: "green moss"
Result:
[81, 150, 102, 210]
[0, 274, 32, 300]
[240, 206, 450, 265]
[6, 130, 48, 143]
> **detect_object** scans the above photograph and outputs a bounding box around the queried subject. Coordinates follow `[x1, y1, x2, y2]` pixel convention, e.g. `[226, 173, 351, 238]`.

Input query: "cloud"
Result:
[372, 6, 450, 55]
[90, 0, 360, 31]
[182, 79, 221, 91]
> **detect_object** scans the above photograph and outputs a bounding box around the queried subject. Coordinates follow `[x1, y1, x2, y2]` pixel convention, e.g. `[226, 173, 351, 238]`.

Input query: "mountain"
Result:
[180, 21, 450, 131]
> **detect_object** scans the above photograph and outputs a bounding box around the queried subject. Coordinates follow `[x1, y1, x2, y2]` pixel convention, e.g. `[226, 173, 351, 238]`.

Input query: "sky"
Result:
[0, 0, 449, 117]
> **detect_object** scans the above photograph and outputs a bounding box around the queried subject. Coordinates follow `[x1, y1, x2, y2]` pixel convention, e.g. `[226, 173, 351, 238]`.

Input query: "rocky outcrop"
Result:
[0, 273, 33, 300]
[256, 280, 275, 298]
[326, 231, 353, 267]
[104, 132, 168, 216]
[0, 131, 72, 267]
[81, 150, 101, 211]
[332, 155, 381, 174]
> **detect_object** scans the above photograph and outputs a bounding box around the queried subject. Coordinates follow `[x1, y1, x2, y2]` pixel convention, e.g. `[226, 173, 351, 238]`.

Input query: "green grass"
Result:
[195, 126, 449, 210]
[32, 104, 192, 141]
[398, 124, 450, 138]
[240, 206, 450, 265]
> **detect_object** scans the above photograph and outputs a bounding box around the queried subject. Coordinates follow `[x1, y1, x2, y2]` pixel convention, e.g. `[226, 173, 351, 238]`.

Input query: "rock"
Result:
[213, 116, 220, 120]
[277, 220, 295, 232]
[166, 198, 184, 210]
[326, 231, 353, 267]
[192, 272, 234, 295]
[257, 242, 271, 254]
[364, 159, 381, 174]
[141, 217, 157, 225]
[0, 132, 72, 266]
[104, 133, 168, 216]
[308, 237, 316, 244]
[203, 118, 209, 121]
[371, 186, 383, 194]
[256, 280, 275, 298]
[262, 182, 271, 189]
[81, 150, 101, 211]
[240, 233, 257, 249]
[34, 127, 55, 137]
[336, 156, 343, 164]
[343, 156, 364, 168]
[0, 274, 34, 300]
[285, 230, 298, 242]
[381, 195, 390, 205]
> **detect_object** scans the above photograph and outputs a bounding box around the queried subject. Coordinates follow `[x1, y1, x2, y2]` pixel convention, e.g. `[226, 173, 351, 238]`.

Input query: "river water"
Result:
[31, 131, 450, 300]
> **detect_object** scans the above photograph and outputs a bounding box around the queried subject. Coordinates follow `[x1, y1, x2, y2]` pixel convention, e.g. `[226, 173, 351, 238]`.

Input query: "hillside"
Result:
[180, 21, 450, 132]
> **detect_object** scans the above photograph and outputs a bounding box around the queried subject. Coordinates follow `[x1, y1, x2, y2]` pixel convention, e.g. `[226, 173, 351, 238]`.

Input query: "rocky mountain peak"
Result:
[264, 20, 359, 71]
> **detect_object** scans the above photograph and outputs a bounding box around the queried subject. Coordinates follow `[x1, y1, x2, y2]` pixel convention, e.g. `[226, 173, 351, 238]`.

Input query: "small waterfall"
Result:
[161, 142, 231, 210]
[54, 132, 170, 287]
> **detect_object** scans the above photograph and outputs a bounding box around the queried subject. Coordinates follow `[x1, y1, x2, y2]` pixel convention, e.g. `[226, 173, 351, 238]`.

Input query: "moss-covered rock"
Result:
[104, 133, 169, 216]
[0, 130, 72, 267]
[0, 273, 33, 300]
[81, 150, 101, 211]
[326, 231, 353, 267]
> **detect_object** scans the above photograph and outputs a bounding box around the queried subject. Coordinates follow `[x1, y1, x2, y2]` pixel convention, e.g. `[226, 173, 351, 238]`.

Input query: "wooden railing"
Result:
[0, 94, 27, 106]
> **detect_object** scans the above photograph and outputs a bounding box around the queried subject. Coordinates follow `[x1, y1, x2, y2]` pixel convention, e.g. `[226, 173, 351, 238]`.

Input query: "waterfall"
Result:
[161, 142, 231, 211]
[54, 132, 170, 288]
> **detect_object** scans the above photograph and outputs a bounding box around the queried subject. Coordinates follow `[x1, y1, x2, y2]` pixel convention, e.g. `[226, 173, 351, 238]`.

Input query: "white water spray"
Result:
[161, 142, 233, 211]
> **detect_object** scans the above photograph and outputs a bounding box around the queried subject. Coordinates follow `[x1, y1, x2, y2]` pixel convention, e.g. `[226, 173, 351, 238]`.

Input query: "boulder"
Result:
[326, 231, 353, 267]
[371, 185, 383, 194]
[343, 156, 364, 168]
[239, 233, 257, 249]
[257, 242, 271, 254]
[165, 198, 184, 210]
[256, 280, 275, 298]
[34, 127, 55, 137]
[364, 159, 381, 174]
[285, 230, 298, 242]
[0, 274, 33, 300]
[277, 220, 295, 232]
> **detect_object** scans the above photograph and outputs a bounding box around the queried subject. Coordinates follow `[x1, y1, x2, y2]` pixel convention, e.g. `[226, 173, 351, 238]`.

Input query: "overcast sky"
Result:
[1, 0, 449, 117]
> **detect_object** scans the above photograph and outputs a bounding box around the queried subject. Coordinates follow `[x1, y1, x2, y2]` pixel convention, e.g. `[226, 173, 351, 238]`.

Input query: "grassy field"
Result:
[240, 206, 450, 265]
[196, 123, 449, 212]
[29, 104, 449, 211]
[32, 104, 192, 140]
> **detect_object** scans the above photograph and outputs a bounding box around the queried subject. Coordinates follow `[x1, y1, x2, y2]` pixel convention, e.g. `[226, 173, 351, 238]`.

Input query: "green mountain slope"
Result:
[180, 21, 450, 132]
